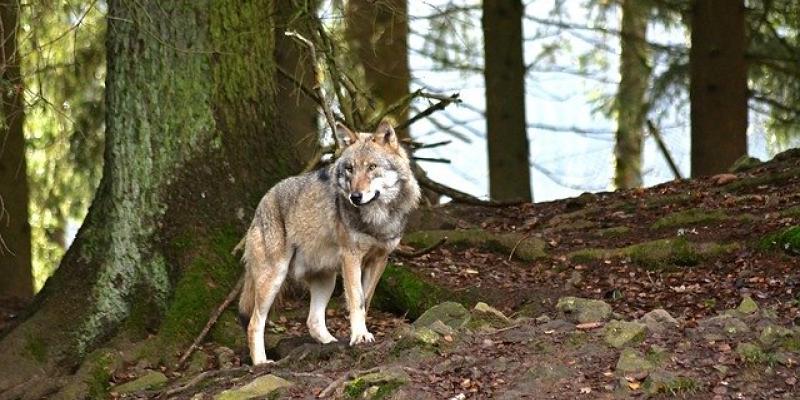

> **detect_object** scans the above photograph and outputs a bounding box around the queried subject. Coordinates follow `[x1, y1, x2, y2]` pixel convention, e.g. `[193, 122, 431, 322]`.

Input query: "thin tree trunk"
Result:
[482, 0, 532, 202]
[0, 0, 307, 393]
[345, 0, 411, 138]
[690, 0, 748, 177]
[615, 0, 651, 189]
[0, 0, 32, 302]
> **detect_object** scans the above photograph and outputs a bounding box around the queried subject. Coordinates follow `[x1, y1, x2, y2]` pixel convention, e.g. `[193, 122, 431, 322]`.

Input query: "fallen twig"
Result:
[647, 120, 683, 180]
[508, 232, 533, 261]
[175, 275, 245, 371]
[393, 237, 447, 258]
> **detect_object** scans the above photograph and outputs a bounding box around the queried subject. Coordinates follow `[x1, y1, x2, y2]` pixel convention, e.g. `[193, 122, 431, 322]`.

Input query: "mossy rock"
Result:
[616, 348, 655, 375]
[651, 208, 728, 230]
[722, 168, 796, 192]
[697, 315, 750, 341]
[569, 238, 738, 269]
[729, 155, 762, 173]
[639, 309, 679, 334]
[758, 226, 800, 255]
[53, 347, 123, 400]
[643, 371, 700, 396]
[413, 301, 470, 330]
[468, 302, 512, 330]
[603, 320, 647, 348]
[112, 371, 168, 394]
[555, 297, 612, 324]
[403, 229, 546, 261]
[736, 296, 759, 315]
[759, 324, 795, 349]
[344, 367, 409, 399]
[214, 374, 293, 400]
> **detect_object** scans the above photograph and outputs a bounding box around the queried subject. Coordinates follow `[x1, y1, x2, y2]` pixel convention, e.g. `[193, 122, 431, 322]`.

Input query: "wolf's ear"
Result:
[374, 119, 398, 150]
[337, 122, 359, 146]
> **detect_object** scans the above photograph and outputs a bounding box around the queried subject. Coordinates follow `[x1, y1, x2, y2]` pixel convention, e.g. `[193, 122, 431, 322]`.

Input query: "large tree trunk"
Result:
[0, 0, 32, 302]
[345, 0, 411, 137]
[0, 0, 308, 394]
[614, 0, 651, 189]
[690, 0, 748, 177]
[482, 0, 532, 202]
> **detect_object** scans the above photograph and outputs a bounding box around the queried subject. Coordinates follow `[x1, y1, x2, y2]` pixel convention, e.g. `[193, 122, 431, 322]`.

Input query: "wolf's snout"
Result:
[349, 192, 363, 204]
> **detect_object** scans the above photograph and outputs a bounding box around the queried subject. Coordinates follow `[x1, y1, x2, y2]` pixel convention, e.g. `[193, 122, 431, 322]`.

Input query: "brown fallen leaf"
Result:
[575, 322, 604, 330]
[711, 173, 738, 185]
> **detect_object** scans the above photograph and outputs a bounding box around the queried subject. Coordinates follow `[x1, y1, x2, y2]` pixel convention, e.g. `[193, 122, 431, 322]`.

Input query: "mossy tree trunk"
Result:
[482, 0, 532, 202]
[690, 0, 748, 177]
[345, 0, 411, 137]
[0, 0, 33, 302]
[614, 0, 651, 189]
[0, 0, 309, 393]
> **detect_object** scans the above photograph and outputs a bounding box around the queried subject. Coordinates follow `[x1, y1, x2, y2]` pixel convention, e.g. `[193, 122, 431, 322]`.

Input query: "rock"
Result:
[470, 302, 511, 330]
[759, 324, 794, 348]
[566, 270, 583, 288]
[413, 302, 470, 330]
[712, 173, 739, 186]
[643, 371, 698, 396]
[697, 315, 750, 340]
[555, 297, 612, 324]
[414, 326, 442, 345]
[737, 296, 759, 315]
[729, 155, 762, 173]
[428, 320, 456, 336]
[639, 309, 679, 333]
[214, 346, 236, 369]
[603, 320, 647, 348]
[736, 342, 767, 363]
[112, 371, 168, 394]
[539, 319, 576, 333]
[344, 367, 409, 399]
[214, 374, 292, 400]
[615, 348, 655, 376]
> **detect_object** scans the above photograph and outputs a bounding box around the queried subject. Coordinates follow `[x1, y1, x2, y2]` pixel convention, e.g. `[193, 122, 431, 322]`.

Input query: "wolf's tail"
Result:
[238, 273, 254, 330]
[237, 230, 255, 331]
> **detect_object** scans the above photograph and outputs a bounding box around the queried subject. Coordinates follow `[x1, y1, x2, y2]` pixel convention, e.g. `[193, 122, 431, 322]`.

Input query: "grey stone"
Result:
[639, 309, 679, 333]
[214, 374, 292, 400]
[616, 348, 655, 375]
[413, 302, 470, 330]
[555, 297, 612, 323]
[603, 320, 647, 348]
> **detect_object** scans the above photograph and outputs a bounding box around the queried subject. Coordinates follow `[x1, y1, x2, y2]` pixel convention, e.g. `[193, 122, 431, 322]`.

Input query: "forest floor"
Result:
[9, 149, 799, 399]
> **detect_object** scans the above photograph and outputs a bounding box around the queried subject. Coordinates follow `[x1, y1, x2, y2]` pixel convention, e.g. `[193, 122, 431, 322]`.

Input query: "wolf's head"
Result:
[333, 120, 419, 209]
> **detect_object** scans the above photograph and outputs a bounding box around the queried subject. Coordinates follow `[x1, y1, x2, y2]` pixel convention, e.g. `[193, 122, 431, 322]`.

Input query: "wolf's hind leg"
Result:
[248, 257, 289, 365]
[306, 272, 338, 344]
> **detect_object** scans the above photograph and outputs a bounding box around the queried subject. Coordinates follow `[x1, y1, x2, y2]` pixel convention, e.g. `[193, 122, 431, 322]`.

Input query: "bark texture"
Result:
[690, 0, 748, 177]
[0, 0, 32, 302]
[345, 0, 411, 138]
[614, 0, 651, 189]
[0, 0, 307, 393]
[482, 0, 532, 202]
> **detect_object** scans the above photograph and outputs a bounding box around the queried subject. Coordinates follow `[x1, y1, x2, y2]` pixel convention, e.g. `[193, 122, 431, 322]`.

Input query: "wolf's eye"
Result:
[368, 163, 377, 171]
[345, 165, 353, 173]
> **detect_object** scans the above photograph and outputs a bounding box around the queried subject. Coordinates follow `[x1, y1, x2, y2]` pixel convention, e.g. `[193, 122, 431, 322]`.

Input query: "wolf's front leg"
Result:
[341, 251, 374, 345]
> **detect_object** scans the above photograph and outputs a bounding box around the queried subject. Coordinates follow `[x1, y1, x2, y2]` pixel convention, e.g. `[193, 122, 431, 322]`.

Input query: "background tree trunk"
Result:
[345, 0, 411, 138]
[482, 0, 532, 202]
[0, 0, 32, 302]
[0, 0, 308, 392]
[614, 0, 651, 189]
[690, 0, 748, 177]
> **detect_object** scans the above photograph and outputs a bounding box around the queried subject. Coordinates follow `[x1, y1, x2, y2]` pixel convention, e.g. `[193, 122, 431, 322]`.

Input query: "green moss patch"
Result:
[23, 333, 48, 363]
[651, 208, 728, 230]
[758, 226, 800, 255]
[373, 264, 467, 320]
[156, 227, 242, 360]
[568, 238, 739, 269]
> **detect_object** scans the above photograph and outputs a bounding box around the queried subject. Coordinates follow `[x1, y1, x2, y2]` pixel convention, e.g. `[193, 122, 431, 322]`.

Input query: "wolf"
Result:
[237, 119, 421, 365]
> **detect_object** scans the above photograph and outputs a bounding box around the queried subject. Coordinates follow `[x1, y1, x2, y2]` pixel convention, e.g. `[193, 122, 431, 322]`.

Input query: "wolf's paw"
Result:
[349, 330, 375, 346]
[311, 329, 338, 344]
[251, 354, 274, 366]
